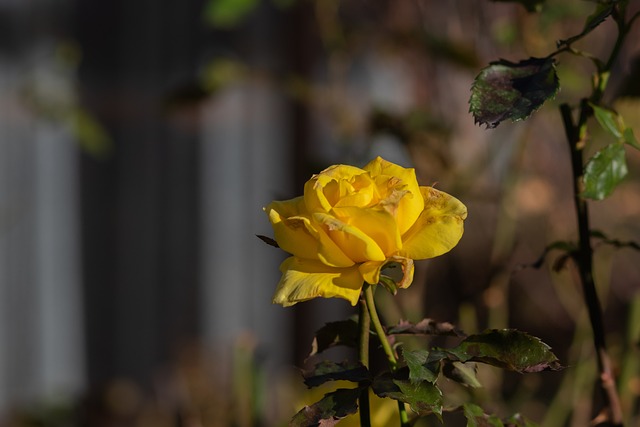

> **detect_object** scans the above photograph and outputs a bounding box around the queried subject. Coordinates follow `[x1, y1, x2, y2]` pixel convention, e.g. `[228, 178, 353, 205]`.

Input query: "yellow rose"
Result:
[264, 156, 467, 306]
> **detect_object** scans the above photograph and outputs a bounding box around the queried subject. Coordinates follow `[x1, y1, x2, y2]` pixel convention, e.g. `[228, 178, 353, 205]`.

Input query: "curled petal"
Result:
[266, 199, 354, 267]
[304, 164, 368, 212]
[313, 212, 386, 262]
[363, 157, 424, 235]
[272, 257, 363, 306]
[399, 187, 467, 260]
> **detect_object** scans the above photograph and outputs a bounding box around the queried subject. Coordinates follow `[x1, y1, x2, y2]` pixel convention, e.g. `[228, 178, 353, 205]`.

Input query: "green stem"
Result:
[560, 103, 624, 426]
[358, 289, 371, 427]
[364, 285, 409, 427]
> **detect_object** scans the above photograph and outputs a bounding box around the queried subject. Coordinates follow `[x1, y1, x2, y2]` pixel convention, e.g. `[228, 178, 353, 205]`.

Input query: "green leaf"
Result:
[557, 2, 616, 47]
[372, 373, 443, 417]
[470, 57, 559, 128]
[402, 350, 440, 384]
[290, 388, 361, 427]
[203, 0, 259, 28]
[463, 403, 505, 427]
[582, 143, 628, 200]
[310, 319, 359, 357]
[447, 329, 562, 372]
[442, 361, 482, 388]
[302, 361, 370, 388]
[387, 318, 465, 337]
[590, 103, 640, 149]
[490, 0, 545, 13]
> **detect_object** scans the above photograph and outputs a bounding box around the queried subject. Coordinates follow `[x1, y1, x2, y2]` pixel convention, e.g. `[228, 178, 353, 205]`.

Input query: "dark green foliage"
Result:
[309, 319, 359, 357]
[302, 361, 370, 388]
[290, 388, 362, 427]
[386, 318, 465, 337]
[446, 329, 563, 373]
[402, 349, 440, 383]
[372, 372, 443, 417]
[469, 58, 559, 128]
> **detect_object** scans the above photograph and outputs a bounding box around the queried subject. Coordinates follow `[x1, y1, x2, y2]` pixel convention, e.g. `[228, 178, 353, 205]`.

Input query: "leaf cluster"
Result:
[292, 320, 561, 426]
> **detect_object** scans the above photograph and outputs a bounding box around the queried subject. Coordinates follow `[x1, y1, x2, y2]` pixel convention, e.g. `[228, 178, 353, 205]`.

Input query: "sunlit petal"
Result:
[399, 187, 467, 260]
[331, 206, 402, 256]
[272, 257, 363, 306]
[313, 212, 386, 262]
[363, 157, 424, 234]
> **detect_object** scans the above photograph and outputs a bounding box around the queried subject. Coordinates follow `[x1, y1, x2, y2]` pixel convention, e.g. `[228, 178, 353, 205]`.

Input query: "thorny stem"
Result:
[358, 288, 371, 427]
[364, 285, 409, 427]
[560, 103, 624, 426]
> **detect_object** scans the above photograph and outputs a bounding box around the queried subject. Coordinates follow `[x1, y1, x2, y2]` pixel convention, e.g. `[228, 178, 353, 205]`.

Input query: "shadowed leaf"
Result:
[387, 318, 465, 337]
[442, 361, 481, 388]
[309, 319, 359, 357]
[447, 329, 562, 373]
[582, 143, 628, 200]
[402, 350, 440, 384]
[302, 361, 370, 388]
[372, 373, 443, 417]
[204, 0, 259, 28]
[470, 57, 558, 128]
[290, 388, 362, 427]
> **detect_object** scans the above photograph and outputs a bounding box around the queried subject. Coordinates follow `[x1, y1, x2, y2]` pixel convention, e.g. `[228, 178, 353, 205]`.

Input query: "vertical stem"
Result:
[364, 285, 409, 427]
[560, 103, 624, 426]
[358, 287, 371, 427]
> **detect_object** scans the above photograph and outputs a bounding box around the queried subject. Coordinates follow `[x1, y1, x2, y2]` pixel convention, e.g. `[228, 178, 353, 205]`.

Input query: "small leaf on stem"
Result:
[372, 372, 443, 417]
[387, 318, 465, 337]
[582, 143, 628, 200]
[310, 319, 359, 357]
[402, 349, 440, 384]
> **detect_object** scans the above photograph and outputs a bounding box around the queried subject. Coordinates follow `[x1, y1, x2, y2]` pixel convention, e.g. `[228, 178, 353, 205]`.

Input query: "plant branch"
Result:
[560, 103, 624, 426]
[364, 285, 409, 427]
[358, 288, 372, 427]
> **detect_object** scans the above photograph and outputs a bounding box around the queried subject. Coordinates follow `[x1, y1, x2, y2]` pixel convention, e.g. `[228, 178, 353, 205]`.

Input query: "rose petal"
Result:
[272, 257, 363, 306]
[363, 157, 424, 235]
[399, 187, 467, 260]
[304, 164, 368, 213]
[358, 261, 385, 285]
[313, 212, 386, 262]
[266, 199, 355, 267]
[331, 206, 402, 256]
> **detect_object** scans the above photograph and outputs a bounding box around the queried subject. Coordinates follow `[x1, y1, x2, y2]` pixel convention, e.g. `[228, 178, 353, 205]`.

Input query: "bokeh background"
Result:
[1, 0, 639, 425]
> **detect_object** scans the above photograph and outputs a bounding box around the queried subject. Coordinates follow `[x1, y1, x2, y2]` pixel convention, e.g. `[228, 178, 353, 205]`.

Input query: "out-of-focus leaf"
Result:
[463, 403, 504, 427]
[557, 2, 616, 47]
[470, 57, 559, 128]
[442, 361, 481, 388]
[203, 0, 259, 28]
[402, 350, 440, 384]
[69, 108, 112, 158]
[590, 103, 640, 149]
[582, 143, 628, 200]
[302, 361, 370, 388]
[387, 318, 465, 337]
[290, 388, 361, 427]
[372, 373, 443, 417]
[309, 319, 359, 357]
[490, 0, 545, 13]
[447, 329, 562, 373]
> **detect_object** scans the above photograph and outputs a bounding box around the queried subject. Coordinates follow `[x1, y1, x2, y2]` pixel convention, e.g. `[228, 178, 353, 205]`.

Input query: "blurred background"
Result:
[1, 0, 639, 425]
